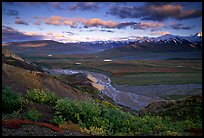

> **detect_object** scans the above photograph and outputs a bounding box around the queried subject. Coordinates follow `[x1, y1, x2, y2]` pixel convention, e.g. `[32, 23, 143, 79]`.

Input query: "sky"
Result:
[2, 2, 202, 43]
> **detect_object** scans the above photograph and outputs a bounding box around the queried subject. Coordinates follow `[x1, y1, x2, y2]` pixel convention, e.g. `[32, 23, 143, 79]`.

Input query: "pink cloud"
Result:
[139, 22, 164, 29]
[44, 16, 63, 25]
[77, 18, 118, 28]
[33, 16, 165, 30]
[34, 20, 41, 25]
[151, 31, 170, 36]
[15, 17, 29, 25]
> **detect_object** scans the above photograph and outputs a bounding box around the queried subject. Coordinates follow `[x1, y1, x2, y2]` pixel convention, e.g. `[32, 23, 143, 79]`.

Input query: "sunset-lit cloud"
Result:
[33, 16, 164, 30]
[151, 31, 170, 36]
[15, 17, 29, 25]
[2, 26, 45, 42]
[33, 20, 42, 25]
[108, 2, 202, 21]
[44, 16, 63, 25]
[78, 18, 118, 28]
[46, 31, 53, 36]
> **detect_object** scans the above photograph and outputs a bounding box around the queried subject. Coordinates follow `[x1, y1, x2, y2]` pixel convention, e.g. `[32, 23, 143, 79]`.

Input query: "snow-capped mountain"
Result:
[138, 34, 193, 44]
[182, 32, 202, 43]
[76, 32, 202, 46]
[3, 32, 202, 55]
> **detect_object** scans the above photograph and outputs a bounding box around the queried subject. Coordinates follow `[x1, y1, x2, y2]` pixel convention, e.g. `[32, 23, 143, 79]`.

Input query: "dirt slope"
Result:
[2, 47, 91, 101]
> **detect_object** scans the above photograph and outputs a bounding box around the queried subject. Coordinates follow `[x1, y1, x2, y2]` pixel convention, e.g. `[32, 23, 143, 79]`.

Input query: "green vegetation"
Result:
[50, 115, 66, 126]
[155, 96, 202, 124]
[22, 108, 42, 121]
[2, 86, 202, 136]
[2, 86, 24, 114]
[27, 89, 59, 105]
[161, 94, 189, 100]
[53, 97, 202, 136]
[111, 72, 202, 86]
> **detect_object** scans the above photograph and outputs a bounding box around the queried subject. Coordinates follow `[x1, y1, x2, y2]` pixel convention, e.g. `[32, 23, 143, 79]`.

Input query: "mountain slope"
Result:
[97, 33, 202, 59]
[3, 40, 102, 55]
[2, 47, 91, 100]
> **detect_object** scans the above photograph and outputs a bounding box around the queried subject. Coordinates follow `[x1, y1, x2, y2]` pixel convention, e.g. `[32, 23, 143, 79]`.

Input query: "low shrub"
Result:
[54, 98, 137, 135]
[2, 86, 24, 114]
[27, 89, 59, 105]
[50, 115, 66, 126]
[22, 108, 42, 121]
[53, 98, 202, 136]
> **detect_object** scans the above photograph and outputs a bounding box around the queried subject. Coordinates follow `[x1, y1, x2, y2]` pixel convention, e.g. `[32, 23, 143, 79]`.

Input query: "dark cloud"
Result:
[115, 22, 137, 29]
[64, 31, 77, 36]
[68, 2, 99, 11]
[176, 10, 202, 20]
[170, 23, 193, 30]
[6, 9, 19, 16]
[2, 26, 44, 43]
[115, 22, 163, 30]
[107, 2, 202, 21]
[15, 17, 29, 25]
[145, 2, 174, 6]
[51, 2, 65, 10]
[51, 2, 60, 8]
[100, 30, 114, 33]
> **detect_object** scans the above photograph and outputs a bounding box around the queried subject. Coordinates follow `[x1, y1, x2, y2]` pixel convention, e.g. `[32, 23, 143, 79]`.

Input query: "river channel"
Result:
[45, 68, 164, 111]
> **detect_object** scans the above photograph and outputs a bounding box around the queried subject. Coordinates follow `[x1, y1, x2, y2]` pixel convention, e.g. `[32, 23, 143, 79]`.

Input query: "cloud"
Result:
[2, 26, 45, 42]
[51, 2, 60, 8]
[50, 2, 65, 10]
[68, 2, 99, 11]
[100, 30, 114, 33]
[54, 33, 64, 38]
[34, 16, 117, 28]
[78, 18, 118, 28]
[34, 20, 42, 25]
[115, 21, 163, 30]
[44, 16, 63, 25]
[33, 16, 164, 30]
[6, 9, 19, 16]
[15, 17, 29, 25]
[176, 9, 202, 20]
[107, 2, 202, 21]
[63, 20, 75, 26]
[169, 23, 193, 30]
[131, 22, 164, 30]
[63, 31, 78, 36]
[115, 22, 137, 29]
[46, 31, 53, 36]
[151, 31, 170, 36]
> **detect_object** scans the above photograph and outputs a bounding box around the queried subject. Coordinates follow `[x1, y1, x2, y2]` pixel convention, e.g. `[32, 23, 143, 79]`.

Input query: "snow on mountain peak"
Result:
[154, 34, 183, 42]
[197, 32, 202, 37]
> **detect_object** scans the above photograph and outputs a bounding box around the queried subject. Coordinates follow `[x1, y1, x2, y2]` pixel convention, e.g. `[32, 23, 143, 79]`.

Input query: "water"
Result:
[45, 68, 160, 111]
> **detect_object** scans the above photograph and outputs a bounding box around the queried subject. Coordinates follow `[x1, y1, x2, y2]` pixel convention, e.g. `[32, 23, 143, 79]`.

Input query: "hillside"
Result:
[2, 48, 92, 100]
[2, 40, 102, 55]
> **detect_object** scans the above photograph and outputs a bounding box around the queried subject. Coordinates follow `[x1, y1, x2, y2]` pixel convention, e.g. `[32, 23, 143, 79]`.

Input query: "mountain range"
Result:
[2, 32, 202, 55]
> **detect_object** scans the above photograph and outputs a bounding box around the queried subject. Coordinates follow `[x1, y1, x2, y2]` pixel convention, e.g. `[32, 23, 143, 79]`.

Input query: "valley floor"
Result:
[114, 84, 202, 99]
